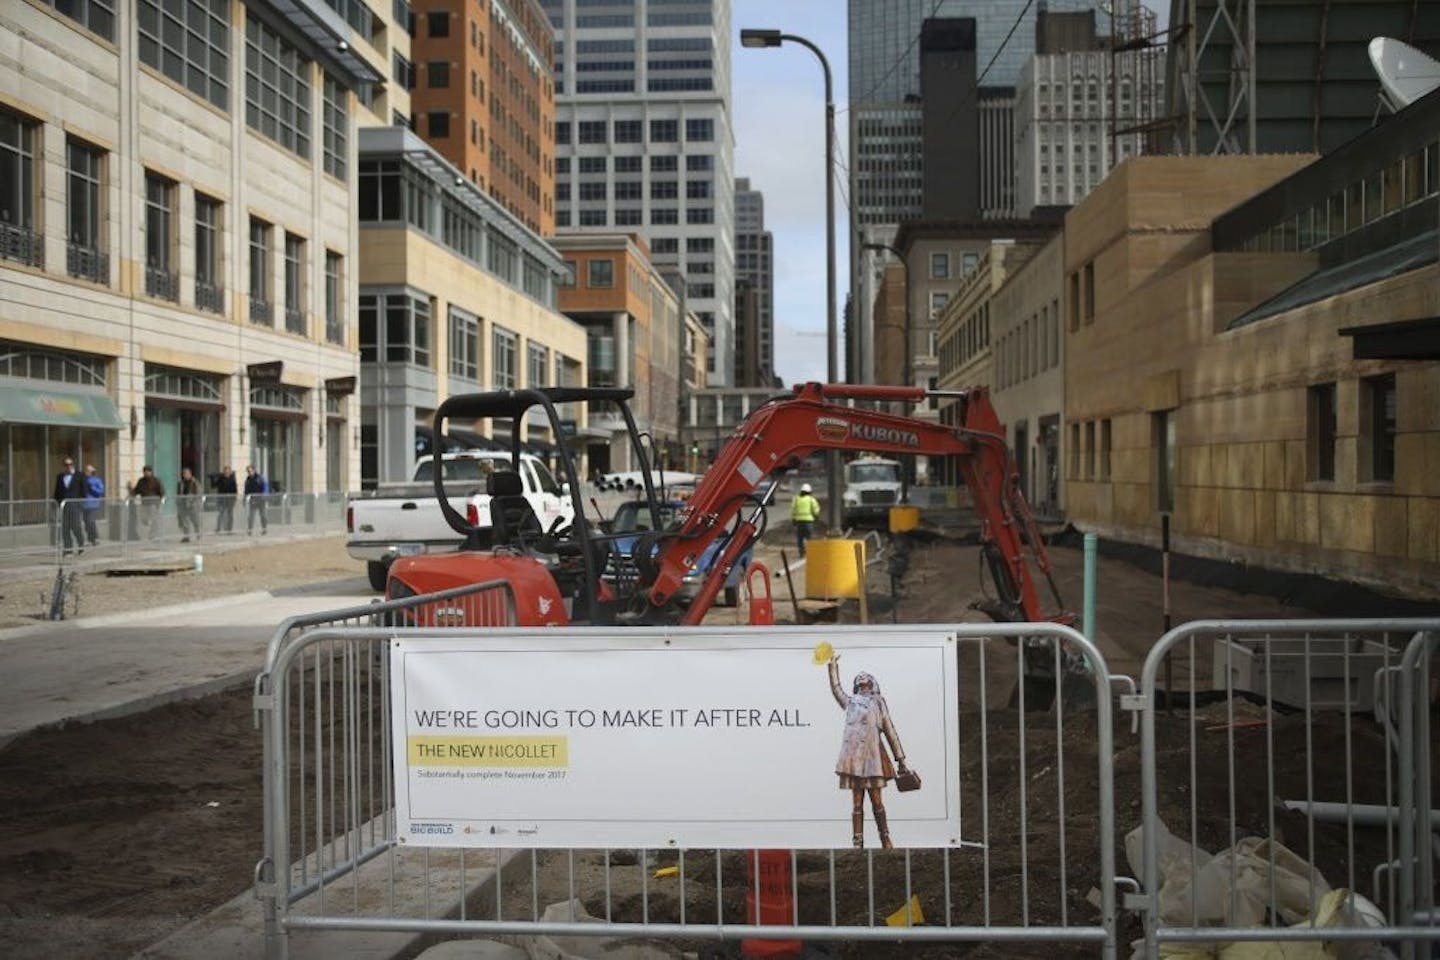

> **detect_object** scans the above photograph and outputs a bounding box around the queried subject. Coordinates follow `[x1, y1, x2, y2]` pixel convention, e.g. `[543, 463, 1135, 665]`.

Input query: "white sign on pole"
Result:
[390, 629, 961, 849]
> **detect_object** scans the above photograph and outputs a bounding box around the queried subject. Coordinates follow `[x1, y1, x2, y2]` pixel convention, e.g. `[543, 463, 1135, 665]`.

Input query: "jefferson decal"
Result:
[816, 417, 849, 442]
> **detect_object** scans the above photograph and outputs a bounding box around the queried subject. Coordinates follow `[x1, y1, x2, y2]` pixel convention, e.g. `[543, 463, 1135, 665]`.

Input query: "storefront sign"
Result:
[0, 385, 124, 429]
[390, 629, 961, 849]
[324, 376, 356, 396]
[246, 361, 284, 384]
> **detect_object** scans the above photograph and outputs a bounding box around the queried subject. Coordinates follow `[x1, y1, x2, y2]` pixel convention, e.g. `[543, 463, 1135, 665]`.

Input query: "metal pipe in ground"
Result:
[779, 549, 801, 623]
[1082, 532, 1097, 642]
[854, 541, 868, 624]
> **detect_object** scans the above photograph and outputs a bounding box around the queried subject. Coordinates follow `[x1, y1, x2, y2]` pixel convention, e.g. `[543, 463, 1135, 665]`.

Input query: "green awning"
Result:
[0, 384, 124, 429]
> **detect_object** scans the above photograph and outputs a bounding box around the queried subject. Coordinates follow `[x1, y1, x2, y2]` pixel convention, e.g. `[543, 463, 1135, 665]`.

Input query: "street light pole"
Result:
[741, 28, 841, 531]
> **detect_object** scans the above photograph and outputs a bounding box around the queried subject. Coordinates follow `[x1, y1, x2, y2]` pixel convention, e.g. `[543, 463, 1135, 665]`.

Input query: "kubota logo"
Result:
[816, 417, 849, 442]
[851, 423, 921, 447]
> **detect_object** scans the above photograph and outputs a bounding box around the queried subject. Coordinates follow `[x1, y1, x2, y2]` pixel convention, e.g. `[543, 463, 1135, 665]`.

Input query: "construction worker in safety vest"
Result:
[791, 482, 821, 558]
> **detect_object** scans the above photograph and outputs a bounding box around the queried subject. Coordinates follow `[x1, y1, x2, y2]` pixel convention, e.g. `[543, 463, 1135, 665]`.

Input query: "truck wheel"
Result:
[723, 585, 740, 607]
[367, 560, 390, 592]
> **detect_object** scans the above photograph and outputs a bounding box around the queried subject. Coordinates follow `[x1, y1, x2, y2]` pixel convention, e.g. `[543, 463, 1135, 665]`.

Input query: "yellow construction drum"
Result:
[805, 538, 866, 600]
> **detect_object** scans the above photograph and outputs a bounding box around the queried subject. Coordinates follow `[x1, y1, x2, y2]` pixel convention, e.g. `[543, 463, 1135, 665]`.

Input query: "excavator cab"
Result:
[386, 386, 679, 626]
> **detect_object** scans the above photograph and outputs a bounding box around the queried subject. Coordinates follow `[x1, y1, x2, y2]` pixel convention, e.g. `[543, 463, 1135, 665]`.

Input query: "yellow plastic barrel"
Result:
[889, 504, 920, 533]
[805, 538, 866, 599]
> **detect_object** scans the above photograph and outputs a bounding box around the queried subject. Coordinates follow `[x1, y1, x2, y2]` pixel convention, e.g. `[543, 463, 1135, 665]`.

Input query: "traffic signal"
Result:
[690, 443, 700, 455]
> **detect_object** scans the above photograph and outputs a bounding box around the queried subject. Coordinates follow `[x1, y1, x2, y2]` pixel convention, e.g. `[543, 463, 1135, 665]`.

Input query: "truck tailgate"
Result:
[348, 494, 470, 546]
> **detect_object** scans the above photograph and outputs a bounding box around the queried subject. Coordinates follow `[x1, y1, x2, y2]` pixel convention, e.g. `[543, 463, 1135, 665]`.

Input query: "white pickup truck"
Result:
[346, 451, 574, 590]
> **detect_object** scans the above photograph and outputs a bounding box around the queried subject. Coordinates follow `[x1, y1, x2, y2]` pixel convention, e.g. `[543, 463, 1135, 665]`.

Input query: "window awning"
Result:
[0, 385, 124, 429]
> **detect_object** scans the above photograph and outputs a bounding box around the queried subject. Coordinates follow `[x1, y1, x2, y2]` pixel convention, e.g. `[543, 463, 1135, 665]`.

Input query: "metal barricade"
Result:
[255, 621, 1125, 960]
[1137, 620, 1440, 958]
[253, 579, 521, 959]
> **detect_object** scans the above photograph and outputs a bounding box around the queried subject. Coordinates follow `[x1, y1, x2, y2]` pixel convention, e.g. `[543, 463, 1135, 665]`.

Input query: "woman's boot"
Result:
[874, 806, 893, 849]
[852, 809, 865, 848]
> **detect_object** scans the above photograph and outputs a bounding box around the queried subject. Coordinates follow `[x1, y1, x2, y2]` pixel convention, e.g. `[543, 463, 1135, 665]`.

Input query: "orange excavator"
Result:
[386, 382, 1070, 632]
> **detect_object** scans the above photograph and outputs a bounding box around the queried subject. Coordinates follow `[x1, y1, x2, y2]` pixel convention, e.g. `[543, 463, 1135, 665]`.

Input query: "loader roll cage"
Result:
[430, 386, 668, 624]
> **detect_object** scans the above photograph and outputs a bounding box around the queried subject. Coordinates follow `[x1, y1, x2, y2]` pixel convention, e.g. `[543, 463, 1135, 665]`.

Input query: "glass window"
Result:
[651, 208, 678, 224]
[492, 325, 517, 389]
[962, 251, 979, 274]
[650, 155, 678, 172]
[195, 194, 221, 310]
[322, 75, 347, 179]
[685, 118, 713, 142]
[427, 10, 448, 36]
[686, 180, 711, 199]
[428, 111, 450, 138]
[614, 156, 641, 173]
[449, 307, 480, 382]
[686, 154, 712, 172]
[64, 140, 107, 283]
[249, 217, 271, 323]
[649, 119, 678, 142]
[284, 233, 305, 334]
[613, 119, 642, 142]
[578, 120, 607, 144]
[380, 291, 430, 365]
[686, 207, 712, 224]
[324, 252, 344, 344]
[651, 180, 677, 200]
[37, 0, 115, 41]
[138, 0, 229, 108]
[427, 61, 450, 88]
[1363, 172, 1382, 224]
[1383, 160, 1403, 214]
[0, 109, 40, 267]
[143, 172, 177, 299]
[930, 292, 949, 316]
[554, 121, 570, 144]
[587, 259, 614, 287]
[246, 16, 312, 158]
[1363, 374, 1396, 483]
[930, 252, 949, 278]
[527, 341, 548, 387]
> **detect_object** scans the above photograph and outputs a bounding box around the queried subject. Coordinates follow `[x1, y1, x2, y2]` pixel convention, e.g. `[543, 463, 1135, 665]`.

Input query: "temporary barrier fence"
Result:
[254, 613, 1438, 959]
[253, 578, 520, 959]
[1136, 620, 1440, 960]
[0, 493, 348, 568]
[255, 621, 1123, 960]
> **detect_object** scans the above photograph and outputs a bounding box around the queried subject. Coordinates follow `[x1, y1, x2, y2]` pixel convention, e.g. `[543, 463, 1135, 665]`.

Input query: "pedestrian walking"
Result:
[131, 466, 165, 540]
[176, 466, 201, 543]
[213, 465, 237, 534]
[244, 465, 269, 535]
[52, 456, 86, 555]
[791, 482, 821, 557]
[82, 464, 104, 546]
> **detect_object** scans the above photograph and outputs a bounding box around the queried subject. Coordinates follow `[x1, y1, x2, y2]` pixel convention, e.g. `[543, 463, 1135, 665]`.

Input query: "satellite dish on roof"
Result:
[1368, 37, 1440, 111]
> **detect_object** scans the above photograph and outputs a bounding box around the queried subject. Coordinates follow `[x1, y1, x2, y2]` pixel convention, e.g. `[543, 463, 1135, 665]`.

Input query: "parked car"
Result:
[347, 451, 573, 591]
[601, 499, 750, 607]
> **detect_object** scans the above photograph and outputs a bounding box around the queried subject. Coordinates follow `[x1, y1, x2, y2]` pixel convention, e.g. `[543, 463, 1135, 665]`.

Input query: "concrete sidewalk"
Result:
[0, 579, 373, 744]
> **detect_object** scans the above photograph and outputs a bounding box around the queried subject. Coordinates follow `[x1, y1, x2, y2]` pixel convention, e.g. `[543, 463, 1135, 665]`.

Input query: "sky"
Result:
[729, 1, 1170, 387]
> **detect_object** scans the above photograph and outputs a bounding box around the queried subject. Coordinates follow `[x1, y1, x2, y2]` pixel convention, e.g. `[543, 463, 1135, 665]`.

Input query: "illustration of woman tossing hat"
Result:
[826, 652, 913, 848]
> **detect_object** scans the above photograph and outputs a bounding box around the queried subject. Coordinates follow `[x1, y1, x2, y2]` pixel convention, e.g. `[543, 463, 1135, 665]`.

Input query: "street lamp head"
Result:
[740, 28, 783, 48]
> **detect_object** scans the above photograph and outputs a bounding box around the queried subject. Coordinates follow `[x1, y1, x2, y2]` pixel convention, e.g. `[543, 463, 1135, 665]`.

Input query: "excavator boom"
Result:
[646, 383, 1066, 625]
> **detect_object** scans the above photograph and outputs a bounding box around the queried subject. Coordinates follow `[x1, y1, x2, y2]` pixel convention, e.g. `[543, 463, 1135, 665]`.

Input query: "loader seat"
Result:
[487, 469, 543, 547]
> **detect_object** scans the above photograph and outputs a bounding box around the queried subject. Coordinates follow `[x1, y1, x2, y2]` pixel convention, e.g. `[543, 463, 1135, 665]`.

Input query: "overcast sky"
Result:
[730, 1, 1169, 386]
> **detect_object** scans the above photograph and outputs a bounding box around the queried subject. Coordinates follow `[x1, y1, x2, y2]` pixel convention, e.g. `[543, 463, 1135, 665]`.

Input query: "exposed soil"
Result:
[0, 532, 1431, 960]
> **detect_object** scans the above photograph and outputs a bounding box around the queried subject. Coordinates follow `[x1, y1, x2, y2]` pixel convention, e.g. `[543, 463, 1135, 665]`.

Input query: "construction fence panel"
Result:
[1136, 620, 1440, 959]
[255, 621, 1125, 960]
[253, 579, 521, 958]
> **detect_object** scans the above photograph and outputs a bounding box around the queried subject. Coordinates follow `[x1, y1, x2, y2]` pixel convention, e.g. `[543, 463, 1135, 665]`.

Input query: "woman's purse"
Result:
[895, 765, 922, 792]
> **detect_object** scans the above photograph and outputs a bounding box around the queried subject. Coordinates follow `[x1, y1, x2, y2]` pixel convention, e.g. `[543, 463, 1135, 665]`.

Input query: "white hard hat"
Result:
[800, 483, 812, 493]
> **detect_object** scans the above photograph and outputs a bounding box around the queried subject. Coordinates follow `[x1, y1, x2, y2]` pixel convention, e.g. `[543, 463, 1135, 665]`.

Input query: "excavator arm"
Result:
[643, 382, 1068, 626]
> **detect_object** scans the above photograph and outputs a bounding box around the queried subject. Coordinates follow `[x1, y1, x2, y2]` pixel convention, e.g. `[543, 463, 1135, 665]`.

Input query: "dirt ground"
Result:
[0, 532, 1431, 959]
[0, 536, 365, 629]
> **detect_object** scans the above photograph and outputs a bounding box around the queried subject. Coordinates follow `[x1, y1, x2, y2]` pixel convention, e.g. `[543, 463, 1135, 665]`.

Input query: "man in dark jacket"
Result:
[131, 465, 165, 540]
[244, 465, 268, 535]
[176, 466, 201, 543]
[213, 465, 238, 534]
[52, 456, 86, 555]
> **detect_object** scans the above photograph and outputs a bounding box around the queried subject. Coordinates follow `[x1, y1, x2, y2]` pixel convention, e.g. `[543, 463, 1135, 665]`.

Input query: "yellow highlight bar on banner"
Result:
[408, 735, 569, 768]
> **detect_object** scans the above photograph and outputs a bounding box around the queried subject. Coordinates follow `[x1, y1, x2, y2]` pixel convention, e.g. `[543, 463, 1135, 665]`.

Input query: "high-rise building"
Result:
[733, 178, 774, 387]
[540, 0, 737, 387]
[849, 0, 1100, 228]
[1014, 5, 1164, 217]
[407, 0, 556, 234]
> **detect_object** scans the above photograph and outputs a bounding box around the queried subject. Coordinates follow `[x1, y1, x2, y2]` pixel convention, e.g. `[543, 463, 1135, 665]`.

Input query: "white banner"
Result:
[390, 629, 961, 849]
